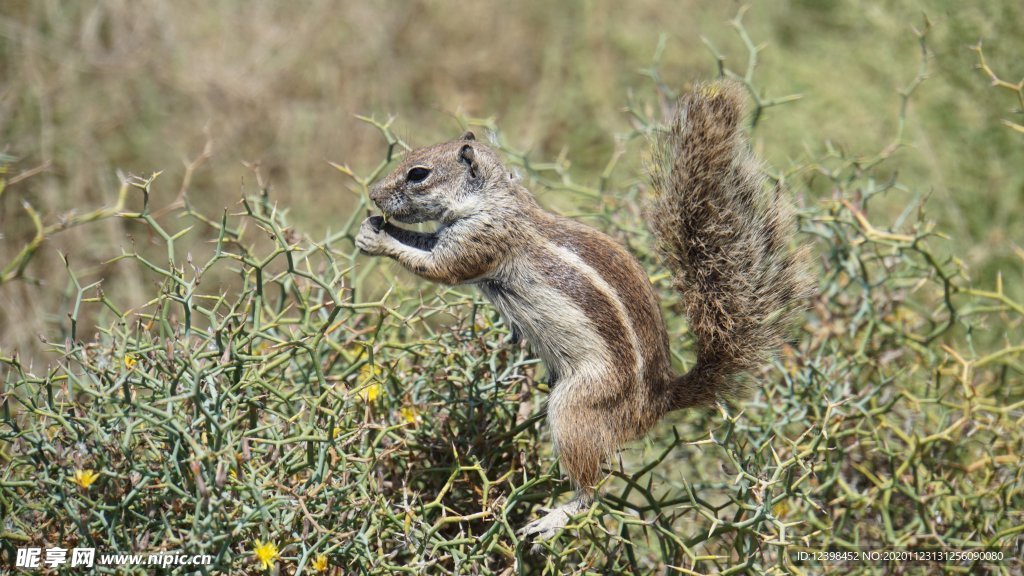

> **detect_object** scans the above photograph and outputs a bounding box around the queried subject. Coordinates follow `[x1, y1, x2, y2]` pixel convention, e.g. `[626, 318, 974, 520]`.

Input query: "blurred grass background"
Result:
[2, 1, 1024, 574]
[2, 0, 1022, 355]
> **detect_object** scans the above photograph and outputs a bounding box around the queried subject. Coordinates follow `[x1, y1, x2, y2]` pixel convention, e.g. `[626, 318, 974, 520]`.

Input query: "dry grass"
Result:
[2, 1, 1023, 355]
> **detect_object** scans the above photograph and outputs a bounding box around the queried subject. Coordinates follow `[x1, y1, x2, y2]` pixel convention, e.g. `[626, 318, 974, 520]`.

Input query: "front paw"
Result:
[356, 216, 388, 255]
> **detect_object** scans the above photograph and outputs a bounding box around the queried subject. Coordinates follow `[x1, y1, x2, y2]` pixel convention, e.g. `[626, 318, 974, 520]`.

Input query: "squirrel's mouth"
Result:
[388, 212, 427, 225]
[380, 206, 434, 225]
[378, 211, 447, 248]
[374, 198, 425, 225]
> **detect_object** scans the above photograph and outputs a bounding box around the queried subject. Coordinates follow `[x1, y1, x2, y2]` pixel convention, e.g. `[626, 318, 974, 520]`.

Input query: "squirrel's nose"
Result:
[368, 183, 385, 205]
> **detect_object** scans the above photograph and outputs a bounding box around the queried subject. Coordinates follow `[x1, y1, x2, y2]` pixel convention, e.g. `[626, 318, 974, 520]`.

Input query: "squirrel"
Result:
[355, 81, 811, 541]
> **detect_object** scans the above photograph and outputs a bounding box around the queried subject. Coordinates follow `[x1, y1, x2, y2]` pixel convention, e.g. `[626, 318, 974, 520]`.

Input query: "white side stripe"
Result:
[542, 241, 645, 382]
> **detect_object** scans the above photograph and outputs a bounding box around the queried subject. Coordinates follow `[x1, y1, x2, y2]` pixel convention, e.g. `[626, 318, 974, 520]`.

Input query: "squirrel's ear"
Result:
[460, 130, 476, 141]
[459, 144, 478, 179]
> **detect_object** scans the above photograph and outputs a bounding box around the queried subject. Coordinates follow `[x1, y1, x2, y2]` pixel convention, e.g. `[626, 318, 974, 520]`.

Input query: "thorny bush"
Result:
[2, 13, 1022, 576]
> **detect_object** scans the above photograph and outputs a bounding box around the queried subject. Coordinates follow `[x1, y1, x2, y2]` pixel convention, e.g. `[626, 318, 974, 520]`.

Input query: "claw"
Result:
[518, 498, 591, 544]
[518, 507, 570, 541]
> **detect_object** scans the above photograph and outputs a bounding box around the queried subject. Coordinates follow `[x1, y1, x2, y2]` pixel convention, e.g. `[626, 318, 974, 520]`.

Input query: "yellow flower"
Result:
[358, 381, 381, 402]
[311, 554, 328, 572]
[253, 540, 279, 570]
[124, 354, 138, 370]
[356, 362, 383, 402]
[73, 469, 99, 489]
[400, 406, 419, 425]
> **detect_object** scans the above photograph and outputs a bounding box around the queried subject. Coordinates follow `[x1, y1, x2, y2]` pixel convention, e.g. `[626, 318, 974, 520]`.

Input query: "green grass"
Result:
[1, 2, 1023, 574]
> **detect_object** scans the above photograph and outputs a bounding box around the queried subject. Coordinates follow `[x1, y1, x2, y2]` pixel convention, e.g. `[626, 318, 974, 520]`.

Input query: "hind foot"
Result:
[518, 497, 591, 542]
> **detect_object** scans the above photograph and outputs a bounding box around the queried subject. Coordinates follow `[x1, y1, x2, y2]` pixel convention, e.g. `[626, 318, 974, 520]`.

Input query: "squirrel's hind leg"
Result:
[519, 393, 614, 543]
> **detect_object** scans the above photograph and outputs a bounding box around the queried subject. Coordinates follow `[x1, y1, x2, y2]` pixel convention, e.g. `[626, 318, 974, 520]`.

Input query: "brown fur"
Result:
[355, 82, 810, 531]
[648, 82, 813, 409]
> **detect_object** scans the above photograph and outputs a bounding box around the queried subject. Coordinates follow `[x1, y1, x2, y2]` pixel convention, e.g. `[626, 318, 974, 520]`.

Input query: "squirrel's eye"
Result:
[407, 167, 431, 183]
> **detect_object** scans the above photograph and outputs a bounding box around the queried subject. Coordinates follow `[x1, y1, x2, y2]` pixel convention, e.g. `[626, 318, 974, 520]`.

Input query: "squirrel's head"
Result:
[369, 131, 519, 224]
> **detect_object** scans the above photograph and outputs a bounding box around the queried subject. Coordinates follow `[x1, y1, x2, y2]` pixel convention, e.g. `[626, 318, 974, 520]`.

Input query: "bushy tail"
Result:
[648, 81, 812, 410]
